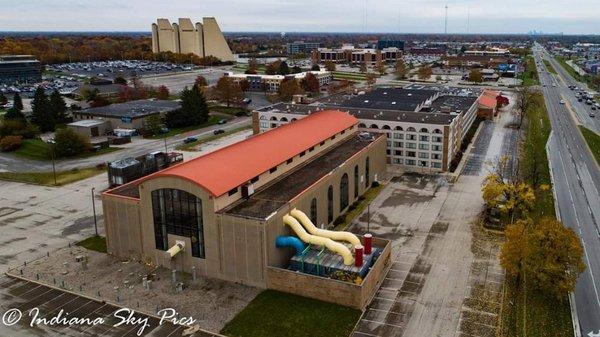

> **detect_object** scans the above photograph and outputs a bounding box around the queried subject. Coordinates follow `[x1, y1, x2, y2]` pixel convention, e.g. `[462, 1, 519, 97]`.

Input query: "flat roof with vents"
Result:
[77, 99, 180, 119]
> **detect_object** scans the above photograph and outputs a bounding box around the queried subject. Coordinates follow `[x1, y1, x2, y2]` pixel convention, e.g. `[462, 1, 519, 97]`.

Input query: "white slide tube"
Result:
[290, 208, 361, 247]
[283, 214, 354, 265]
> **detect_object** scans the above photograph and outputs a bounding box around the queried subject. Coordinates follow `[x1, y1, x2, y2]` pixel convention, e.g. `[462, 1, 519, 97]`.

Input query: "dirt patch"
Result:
[380, 189, 434, 207]
[61, 215, 104, 236]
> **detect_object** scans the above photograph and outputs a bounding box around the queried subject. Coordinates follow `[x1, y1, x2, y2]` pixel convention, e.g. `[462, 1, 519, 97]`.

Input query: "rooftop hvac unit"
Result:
[242, 183, 255, 198]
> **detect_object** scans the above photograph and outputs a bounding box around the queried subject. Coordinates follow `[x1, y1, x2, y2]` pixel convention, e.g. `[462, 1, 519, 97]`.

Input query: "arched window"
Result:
[365, 157, 370, 188]
[354, 165, 359, 198]
[151, 189, 204, 258]
[327, 185, 334, 223]
[358, 123, 367, 128]
[340, 173, 349, 211]
[433, 128, 442, 134]
[259, 115, 267, 120]
[310, 198, 318, 224]
[270, 116, 278, 121]
[382, 125, 391, 130]
[370, 124, 379, 129]
[280, 117, 288, 122]
[407, 127, 416, 132]
[291, 118, 298, 122]
[394, 126, 403, 131]
[420, 128, 429, 133]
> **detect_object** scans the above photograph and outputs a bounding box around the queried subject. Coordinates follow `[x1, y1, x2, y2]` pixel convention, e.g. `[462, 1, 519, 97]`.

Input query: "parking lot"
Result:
[0, 276, 220, 337]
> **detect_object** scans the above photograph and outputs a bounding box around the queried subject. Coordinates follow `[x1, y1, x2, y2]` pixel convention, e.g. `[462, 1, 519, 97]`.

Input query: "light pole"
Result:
[51, 145, 57, 186]
[91, 187, 98, 236]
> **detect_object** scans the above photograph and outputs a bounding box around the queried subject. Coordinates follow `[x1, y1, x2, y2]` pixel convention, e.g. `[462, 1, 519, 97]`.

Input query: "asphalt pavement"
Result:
[534, 43, 600, 337]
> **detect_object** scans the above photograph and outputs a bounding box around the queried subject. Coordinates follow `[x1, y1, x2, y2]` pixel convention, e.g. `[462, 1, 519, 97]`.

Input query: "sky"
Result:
[1, 0, 599, 35]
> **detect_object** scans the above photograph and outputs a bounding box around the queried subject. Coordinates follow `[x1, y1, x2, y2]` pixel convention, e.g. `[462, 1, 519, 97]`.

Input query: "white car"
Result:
[559, 100, 565, 105]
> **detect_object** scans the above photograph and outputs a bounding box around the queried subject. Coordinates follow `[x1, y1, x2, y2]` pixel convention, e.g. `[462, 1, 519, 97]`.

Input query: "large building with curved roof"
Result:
[102, 110, 387, 298]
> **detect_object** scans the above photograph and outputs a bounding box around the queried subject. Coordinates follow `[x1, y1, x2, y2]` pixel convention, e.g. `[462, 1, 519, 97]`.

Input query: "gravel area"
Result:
[8, 246, 261, 333]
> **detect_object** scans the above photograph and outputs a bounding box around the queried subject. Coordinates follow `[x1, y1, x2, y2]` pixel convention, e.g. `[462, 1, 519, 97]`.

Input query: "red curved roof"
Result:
[154, 110, 357, 197]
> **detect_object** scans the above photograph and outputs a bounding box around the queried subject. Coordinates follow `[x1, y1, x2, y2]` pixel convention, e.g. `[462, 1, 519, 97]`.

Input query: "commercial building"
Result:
[66, 119, 111, 139]
[0, 55, 42, 84]
[151, 18, 234, 62]
[312, 45, 402, 65]
[286, 41, 321, 55]
[254, 86, 483, 172]
[102, 110, 390, 309]
[377, 40, 405, 50]
[73, 99, 180, 131]
[224, 70, 332, 92]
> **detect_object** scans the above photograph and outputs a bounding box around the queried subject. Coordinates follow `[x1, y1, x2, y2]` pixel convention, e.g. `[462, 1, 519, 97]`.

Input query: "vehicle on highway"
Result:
[592, 105, 597, 111]
[218, 119, 227, 125]
[578, 98, 583, 102]
[552, 83, 556, 87]
[560, 100, 565, 105]
[183, 136, 198, 144]
[590, 112, 596, 117]
[213, 129, 225, 135]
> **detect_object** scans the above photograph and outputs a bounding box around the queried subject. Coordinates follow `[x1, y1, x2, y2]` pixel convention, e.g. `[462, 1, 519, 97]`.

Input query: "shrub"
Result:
[0, 120, 40, 139]
[0, 135, 23, 152]
[54, 128, 92, 157]
[371, 181, 380, 188]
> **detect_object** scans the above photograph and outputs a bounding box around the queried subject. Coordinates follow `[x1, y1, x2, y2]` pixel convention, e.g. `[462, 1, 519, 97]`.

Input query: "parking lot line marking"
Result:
[368, 307, 408, 316]
[44, 295, 81, 315]
[353, 330, 382, 337]
[359, 318, 405, 329]
[76, 304, 110, 334]
[165, 325, 186, 337]
[373, 296, 416, 303]
[19, 286, 53, 302]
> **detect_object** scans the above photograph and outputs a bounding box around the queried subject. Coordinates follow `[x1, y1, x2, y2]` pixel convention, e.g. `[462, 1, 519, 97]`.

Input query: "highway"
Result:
[533, 43, 600, 336]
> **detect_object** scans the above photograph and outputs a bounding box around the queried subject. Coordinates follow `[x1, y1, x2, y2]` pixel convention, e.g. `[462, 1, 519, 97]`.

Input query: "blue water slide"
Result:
[275, 236, 306, 256]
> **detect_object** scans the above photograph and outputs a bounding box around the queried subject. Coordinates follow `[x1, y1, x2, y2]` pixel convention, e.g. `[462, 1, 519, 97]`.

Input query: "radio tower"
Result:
[444, 4, 448, 34]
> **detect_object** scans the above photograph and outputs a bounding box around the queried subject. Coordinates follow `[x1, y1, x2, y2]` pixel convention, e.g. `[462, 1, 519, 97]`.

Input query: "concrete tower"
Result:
[202, 17, 234, 62]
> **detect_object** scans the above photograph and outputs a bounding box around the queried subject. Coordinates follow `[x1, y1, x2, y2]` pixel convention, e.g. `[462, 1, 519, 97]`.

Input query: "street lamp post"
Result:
[91, 187, 98, 236]
[51, 145, 57, 186]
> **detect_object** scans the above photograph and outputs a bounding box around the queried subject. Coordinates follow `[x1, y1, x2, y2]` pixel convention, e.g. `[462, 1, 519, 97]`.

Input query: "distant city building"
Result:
[312, 45, 402, 65]
[407, 48, 446, 56]
[464, 48, 510, 57]
[151, 18, 234, 62]
[224, 70, 332, 92]
[286, 41, 321, 55]
[0, 55, 42, 84]
[377, 40, 405, 51]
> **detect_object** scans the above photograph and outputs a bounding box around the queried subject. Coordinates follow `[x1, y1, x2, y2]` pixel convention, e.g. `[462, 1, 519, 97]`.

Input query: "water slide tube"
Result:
[275, 236, 306, 256]
[283, 214, 354, 265]
[290, 208, 361, 247]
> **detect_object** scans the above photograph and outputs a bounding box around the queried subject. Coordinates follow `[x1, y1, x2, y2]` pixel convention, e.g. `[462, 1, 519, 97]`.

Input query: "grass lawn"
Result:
[543, 60, 557, 74]
[209, 105, 248, 116]
[220, 290, 361, 337]
[500, 92, 572, 337]
[149, 115, 229, 139]
[521, 55, 539, 87]
[0, 167, 105, 186]
[554, 56, 583, 81]
[579, 126, 600, 165]
[12, 139, 121, 161]
[175, 125, 251, 151]
[76, 235, 107, 253]
[333, 183, 385, 231]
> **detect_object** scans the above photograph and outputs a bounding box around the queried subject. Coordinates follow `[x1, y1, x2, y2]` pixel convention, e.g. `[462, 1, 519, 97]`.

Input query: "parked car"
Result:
[559, 100, 565, 105]
[183, 136, 198, 144]
[213, 129, 225, 135]
[218, 119, 227, 125]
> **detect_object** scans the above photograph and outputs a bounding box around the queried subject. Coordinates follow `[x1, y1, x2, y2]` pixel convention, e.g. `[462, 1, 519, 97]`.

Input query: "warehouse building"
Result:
[253, 87, 481, 172]
[73, 99, 180, 131]
[0, 55, 42, 84]
[102, 110, 390, 309]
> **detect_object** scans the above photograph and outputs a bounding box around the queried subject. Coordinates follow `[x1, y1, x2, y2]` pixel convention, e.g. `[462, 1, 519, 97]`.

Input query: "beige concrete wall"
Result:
[156, 19, 177, 53]
[151, 24, 159, 53]
[195, 23, 204, 57]
[177, 19, 199, 55]
[102, 195, 143, 260]
[202, 17, 234, 62]
[266, 237, 391, 310]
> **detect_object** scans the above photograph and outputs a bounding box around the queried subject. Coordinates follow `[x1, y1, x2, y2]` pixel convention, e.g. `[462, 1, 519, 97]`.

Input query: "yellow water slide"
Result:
[290, 208, 361, 247]
[283, 214, 354, 265]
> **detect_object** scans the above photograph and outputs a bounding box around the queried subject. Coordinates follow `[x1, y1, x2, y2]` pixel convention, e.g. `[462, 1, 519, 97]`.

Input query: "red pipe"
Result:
[355, 245, 364, 267]
[364, 233, 372, 254]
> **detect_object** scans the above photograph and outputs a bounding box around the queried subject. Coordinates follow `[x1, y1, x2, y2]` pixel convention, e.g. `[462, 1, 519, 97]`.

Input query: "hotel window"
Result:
[393, 158, 403, 164]
[151, 189, 205, 258]
[393, 133, 404, 139]
[327, 185, 334, 223]
[432, 162, 442, 169]
[406, 151, 416, 157]
[394, 150, 403, 156]
[394, 141, 403, 148]
[406, 142, 416, 149]
[432, 145, 442, 151]
[432, 153, 441, 160]
[419, 152, 429, 159]
[407, 134, 416, 141]
[340, 173, 349, 211]
[433, 136, 443, 143]
[420, 135, 429, 142]
[310, 198, 318, 224]
[365, 157, 370, 187]
[354, 165, 359, 198]
[260, 122, 268, 128]
[406, 159, 416, 166]
[418, 143, 429, 150]
[419, 161, 428, 167]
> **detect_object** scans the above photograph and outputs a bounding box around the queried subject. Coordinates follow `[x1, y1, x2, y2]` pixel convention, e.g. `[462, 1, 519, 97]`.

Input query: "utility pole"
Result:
[91, 187, 98, 236]
[51, 146, 57, 186]
[164, 138, 168, 153]
[444, 4, 448, 35]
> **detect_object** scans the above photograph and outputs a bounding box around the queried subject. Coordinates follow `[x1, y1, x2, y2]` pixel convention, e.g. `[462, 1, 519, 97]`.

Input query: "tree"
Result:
[291, 65, 302, 74]
[156, 85, 170, 100]
[394, 59, 408, 79]
[0, 135, 22, 152]
[324, 60, 336, 72]
[301, 73, 320, 94]
[482, 173, 535, 221]
[13, 92, 23, 111]
[113, 76, 127, 85]
[311, 64, 321, 71]
[499, 220, 527, 283]
[524, 218, 585, 299]
[278, 78, 303, 101]
[214, 76, 244, 107]
[515, 87, 532, 128]
[468, 69, 483, 83]
[366, 73, 377, 87]
[145, 114, 163, 136]
[30, 87, 54, 132]
[278, 61, 290, 75]
[247, 58, 260, 73]
[375, 59, 386, 76]
[4, 107, 26, 122]
[48, 90, 68, 124]
[166, 85, 209, 128]
[239, 79, 250, 92]
[0, 92, 7, 105]
[265, 61, 280, 75]
[194, 75, 208, 87]
[54, 128, 91, 157]
[359, 62, 367, 74]
[417, 66, 433, 80]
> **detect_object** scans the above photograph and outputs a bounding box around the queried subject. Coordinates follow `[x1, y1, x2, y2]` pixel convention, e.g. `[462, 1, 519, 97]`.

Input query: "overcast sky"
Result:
[1, 0, 599, 34]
